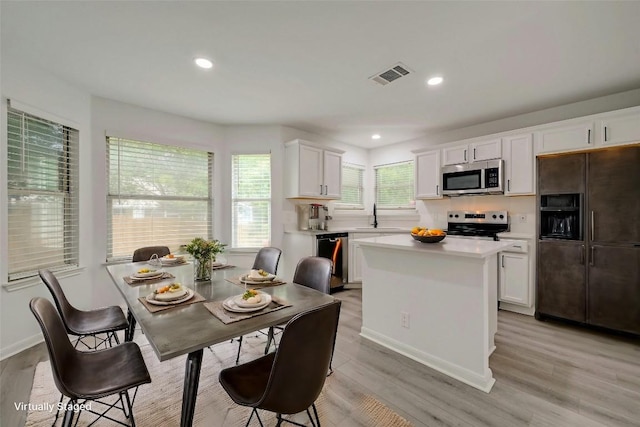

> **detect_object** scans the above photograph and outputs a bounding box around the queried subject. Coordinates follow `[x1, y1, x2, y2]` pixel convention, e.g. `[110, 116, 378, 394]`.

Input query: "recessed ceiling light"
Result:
[194, 57, 213, 69]
[372, 134, 381, 140]
[427, 76, 443, 86]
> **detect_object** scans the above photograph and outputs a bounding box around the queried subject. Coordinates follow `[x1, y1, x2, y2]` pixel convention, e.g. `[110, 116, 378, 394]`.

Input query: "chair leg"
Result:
[52, 394, 64, 426]
[312, 403, 321, 427]
[123, 390, 136, 427]
[246, 408, 264, 427]
[61, 399, 75, 427]
[264, 327, 274, 354]
[275, 413, 283, 427]
[235, 336, 243, 365]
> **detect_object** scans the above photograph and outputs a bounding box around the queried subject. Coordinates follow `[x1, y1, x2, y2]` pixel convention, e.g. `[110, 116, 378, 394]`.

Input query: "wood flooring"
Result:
[2, 288, 639, 426]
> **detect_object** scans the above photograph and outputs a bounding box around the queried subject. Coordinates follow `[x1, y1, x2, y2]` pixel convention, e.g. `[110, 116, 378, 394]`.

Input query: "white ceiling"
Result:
[2, 1, 640, 148]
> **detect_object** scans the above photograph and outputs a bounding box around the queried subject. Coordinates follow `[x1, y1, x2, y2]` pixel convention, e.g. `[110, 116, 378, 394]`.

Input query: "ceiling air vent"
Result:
[369, 62, 412, 86]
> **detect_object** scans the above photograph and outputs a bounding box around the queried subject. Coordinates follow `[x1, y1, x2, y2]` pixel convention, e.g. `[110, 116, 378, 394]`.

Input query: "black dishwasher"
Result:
[316, 232, 348, 291]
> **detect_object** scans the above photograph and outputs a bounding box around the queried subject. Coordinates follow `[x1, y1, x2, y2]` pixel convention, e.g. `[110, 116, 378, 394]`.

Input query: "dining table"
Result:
[106, 261, 337, 427]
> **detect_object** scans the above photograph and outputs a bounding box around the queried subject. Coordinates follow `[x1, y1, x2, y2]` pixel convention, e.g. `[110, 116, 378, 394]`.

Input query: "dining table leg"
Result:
[180, 349, 204, 427]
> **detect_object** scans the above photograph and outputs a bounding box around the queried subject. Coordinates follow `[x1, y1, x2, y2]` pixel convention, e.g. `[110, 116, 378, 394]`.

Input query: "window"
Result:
[374, 160, 415, 209]
[7, 106, 79, 280]
[336, 163, 364, 209]
[232, 154, 271, 249]
[107, 137, 213, 260]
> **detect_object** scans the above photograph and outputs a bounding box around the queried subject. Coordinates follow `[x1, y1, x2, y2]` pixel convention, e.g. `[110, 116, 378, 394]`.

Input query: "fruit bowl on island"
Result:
[410, 227, 446, 243]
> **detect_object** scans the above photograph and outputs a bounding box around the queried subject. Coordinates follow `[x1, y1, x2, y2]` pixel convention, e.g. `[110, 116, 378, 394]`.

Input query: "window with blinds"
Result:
[374, 160, 415, 209]
[107, 137, 213, 260]
[336, 163, 364, 208]
[232, 154, 271, 249]
[7, 107, 79, 280]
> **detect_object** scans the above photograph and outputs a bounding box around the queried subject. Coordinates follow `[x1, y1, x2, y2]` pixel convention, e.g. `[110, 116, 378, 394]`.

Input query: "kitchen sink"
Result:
[353, 227, 404, 231]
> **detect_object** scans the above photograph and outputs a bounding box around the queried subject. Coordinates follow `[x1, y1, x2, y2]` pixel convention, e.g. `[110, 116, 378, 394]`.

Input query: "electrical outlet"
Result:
[518, 214, 527, 223]
[401, 311, 410, 328]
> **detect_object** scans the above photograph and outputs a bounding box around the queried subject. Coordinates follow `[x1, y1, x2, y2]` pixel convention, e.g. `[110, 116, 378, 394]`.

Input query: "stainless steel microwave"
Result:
[441, 159, 504, 196]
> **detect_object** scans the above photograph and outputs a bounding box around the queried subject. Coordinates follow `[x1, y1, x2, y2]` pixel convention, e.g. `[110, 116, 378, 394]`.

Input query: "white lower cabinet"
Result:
[499, 252, 529, 306]
[349, 233, 387, 283]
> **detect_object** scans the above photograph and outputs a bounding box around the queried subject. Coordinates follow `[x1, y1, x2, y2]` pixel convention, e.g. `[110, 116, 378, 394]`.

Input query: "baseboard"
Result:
[1, 333, 43, 361]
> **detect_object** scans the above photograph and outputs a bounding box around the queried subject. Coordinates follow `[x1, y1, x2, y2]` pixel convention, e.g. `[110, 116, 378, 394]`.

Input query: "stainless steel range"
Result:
[447, 210, 509, 240]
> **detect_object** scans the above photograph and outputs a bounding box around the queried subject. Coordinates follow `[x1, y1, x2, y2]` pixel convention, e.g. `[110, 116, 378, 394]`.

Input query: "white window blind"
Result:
[374, 160, 415, 209]
[336, 163, 364, 208]
[107, 137, 213, 260]
[232, 154, 271, 249]
[7, 106, 79, 280]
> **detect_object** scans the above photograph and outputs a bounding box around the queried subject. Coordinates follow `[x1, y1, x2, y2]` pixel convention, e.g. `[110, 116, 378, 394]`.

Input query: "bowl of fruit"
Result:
[410, 227, 446, 243]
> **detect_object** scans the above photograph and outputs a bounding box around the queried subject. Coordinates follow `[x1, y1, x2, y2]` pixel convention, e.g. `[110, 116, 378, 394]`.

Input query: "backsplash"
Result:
[418, 195, 536, 235]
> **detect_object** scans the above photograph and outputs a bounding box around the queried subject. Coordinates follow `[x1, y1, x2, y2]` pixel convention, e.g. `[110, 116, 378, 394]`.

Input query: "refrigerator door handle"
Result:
[591, 211, 595, 241]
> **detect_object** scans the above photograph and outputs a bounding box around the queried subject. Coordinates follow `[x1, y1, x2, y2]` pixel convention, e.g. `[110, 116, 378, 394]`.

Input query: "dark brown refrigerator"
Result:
[536, 145, 640, 335]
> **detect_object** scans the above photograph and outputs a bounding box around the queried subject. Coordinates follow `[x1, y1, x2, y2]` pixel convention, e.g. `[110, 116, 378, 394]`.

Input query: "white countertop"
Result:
[497, 232, 535, 240]
[355, 234, 517, 258]
[284, 227, 409, 235]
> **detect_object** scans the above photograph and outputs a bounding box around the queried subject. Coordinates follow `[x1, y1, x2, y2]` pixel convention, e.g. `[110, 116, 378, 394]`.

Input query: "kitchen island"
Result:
[356, 234, 515, 392]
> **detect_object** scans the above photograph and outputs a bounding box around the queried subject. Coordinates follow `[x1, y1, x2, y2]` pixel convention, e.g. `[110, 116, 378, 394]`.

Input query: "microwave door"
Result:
[443, 169, 483, 195]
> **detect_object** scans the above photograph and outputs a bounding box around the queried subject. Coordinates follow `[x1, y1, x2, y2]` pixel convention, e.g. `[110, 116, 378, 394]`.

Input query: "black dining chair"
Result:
[132, 246, 170, 262]
[263, 256, 332, 356]
[219, 301, 341, 427]
[30, 297, 151, 427]
[232, 247, 283, 364]
[39, 269, 128, 350]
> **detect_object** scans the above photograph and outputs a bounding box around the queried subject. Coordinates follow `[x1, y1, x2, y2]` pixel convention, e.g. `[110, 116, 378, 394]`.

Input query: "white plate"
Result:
[153, 287, 188, 301]
[240, 274, 278, 284]
[233, 292, 272, 308]
[131, 271, 164, 280]
[145, 288, 195, 306]
[223, 294, 271, 313]
[160, 259, 187, 266]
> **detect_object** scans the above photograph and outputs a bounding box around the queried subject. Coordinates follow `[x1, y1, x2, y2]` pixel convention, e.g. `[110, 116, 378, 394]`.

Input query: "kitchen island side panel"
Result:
[360, 244, 496, 392]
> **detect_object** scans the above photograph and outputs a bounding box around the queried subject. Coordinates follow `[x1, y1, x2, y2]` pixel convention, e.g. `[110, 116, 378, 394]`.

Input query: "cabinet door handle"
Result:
[436, 184, 439, 195]
[464, 149, 467, 162]
[580, 245, 585, 265]
[591, 211, 595, 241]
[501, 255, 505, 268]
[325, 185, 328, 195]
[587, 129, 591, 144]
[320, 184, 324, 195]
[590, 246, 595, 266]
[604, 126, 608, 142]
[473, 148, 476, 160]
[507, 179, 511, 191]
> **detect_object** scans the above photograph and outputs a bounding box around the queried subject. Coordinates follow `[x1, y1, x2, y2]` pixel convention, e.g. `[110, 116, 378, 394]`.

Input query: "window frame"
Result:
[6, 104, 80, 281]
[106, 136, 214, 261]
[334, 162, 365, 210]
[374, 160, 416, 210]
[231, 152, 272, 250]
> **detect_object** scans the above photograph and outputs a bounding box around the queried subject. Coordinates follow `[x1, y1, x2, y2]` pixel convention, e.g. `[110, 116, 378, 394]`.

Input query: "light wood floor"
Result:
[2, 288, 640, 426]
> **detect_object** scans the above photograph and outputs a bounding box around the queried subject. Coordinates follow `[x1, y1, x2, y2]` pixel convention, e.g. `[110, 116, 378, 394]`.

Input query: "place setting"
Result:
[139, 282, 205, 313]
[226, 268, 286, 288]
[204, 288, 291, 324]
[123, 267, 176, 285]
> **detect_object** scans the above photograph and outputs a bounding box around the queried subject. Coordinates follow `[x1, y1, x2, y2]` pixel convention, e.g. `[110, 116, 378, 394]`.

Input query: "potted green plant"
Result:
[184, 237, 226, 281]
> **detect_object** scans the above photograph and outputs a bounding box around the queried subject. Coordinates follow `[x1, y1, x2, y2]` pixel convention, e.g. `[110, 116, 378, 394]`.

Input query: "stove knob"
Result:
[492, 214, 497, 219]
[449, 214, 453, 218]
[454, 214, 459, 218]
[499, 214, 504, 219]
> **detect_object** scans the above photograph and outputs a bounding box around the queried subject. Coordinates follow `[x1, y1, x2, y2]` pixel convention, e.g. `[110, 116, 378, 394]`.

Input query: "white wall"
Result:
[1, 55, 93, 358]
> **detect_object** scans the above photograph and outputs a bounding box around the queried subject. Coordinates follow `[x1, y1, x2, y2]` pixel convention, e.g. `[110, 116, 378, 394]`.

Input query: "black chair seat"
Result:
[66, 305, 128, 336]
[220, 352, 275, 405]
[66, 343, 151, 400]
[132, 246, 170, 262]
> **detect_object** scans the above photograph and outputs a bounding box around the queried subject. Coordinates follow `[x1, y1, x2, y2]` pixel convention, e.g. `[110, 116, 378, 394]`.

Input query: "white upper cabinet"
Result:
[536, 121, 594, 154]
[415, 149, 442, 199]
[284, 139, 343, 199]
[502, 133, 534, 196]
[442, 138, 501, 165]
[599, 109, 640, 147]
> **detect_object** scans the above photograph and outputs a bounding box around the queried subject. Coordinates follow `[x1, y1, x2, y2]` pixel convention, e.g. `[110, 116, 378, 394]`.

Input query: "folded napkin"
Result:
[225, 275, 286, 289]
[124, 272, 175, 286]
[138, 291, 206, 313]
[212, 264, 235, 270]
[204, 296, 291, 324]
